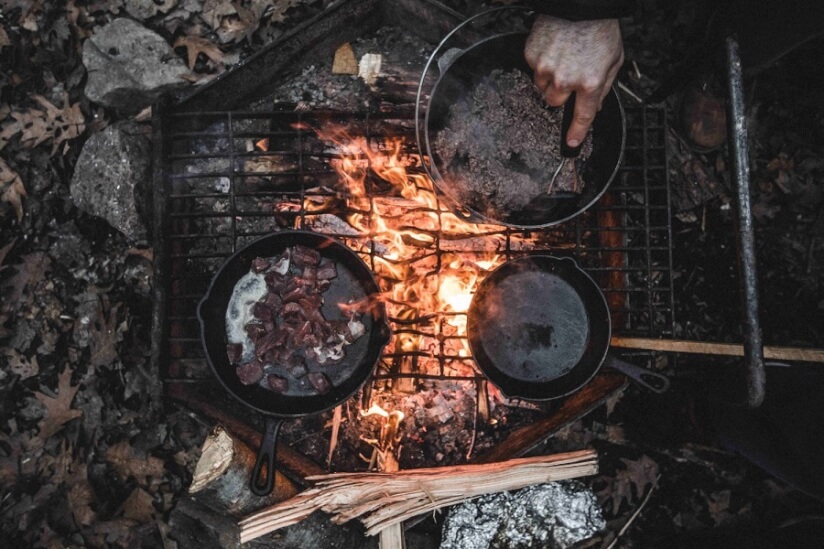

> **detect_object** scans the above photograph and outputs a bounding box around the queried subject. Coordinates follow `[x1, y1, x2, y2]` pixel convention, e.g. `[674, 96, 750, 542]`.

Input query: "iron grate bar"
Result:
[157, 103, 674, 382]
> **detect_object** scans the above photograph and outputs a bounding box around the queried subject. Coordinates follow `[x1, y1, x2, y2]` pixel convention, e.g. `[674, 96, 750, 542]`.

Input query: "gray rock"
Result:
[83, 18, 188, 113]
[70, 121, 151, 241]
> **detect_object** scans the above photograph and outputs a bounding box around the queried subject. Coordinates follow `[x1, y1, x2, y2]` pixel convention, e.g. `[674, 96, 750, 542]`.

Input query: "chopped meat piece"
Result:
[236, 361, 264, 385]
[282, 285, 307, 303]
[302, 265, 317, 285]
[267, 375, 289, 394]
[265, 271, 286, 293]
[253, 302, 275, 321]
[245, 323, 266, 342]
[307, 372, 332, 394]
[251, 257, 271, 273]
[291, 244, 321, 268]
[316, 261, 337, 280]
[287, 358, 308, 378]
[265, 292, 283, 312]
[226, 343, 243, 364]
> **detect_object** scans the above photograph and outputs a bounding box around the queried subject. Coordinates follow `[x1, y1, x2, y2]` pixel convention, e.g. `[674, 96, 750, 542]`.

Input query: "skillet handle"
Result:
[560, 93, 583, 158]
[604, 354, 670, 394]
[251, 417, 283, 496]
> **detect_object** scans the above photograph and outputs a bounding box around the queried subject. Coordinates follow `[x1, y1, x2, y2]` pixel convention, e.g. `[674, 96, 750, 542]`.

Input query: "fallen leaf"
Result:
[117, 488, 156, 522]
[0, 238, 16, 267]
[0, 157, 26, 222]
[597, 454, 659, 514]
[68, 479, 97, 527]
[1, 251, 51, 315]
[268, 0, 304, 24]
[202, 0, 273, 44]
[173, 35, 224, 70]
[105, 441, 165, 486]
[332, 42, 358, 75]
[89, 300, 121, 369]
[0, 26, 10, 47]
[0, 93, 85, 155]
[34, 366, 83, 440]
[7, 350, 39, 380]
[0, 425, 25, 485]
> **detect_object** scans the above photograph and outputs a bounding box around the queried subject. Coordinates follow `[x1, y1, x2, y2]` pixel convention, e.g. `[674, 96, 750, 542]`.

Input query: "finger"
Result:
[533, 70, 552, 95]
[566, 91, 599, 148]
[544, 84, 571, 108]
[598, 55, 624, 107]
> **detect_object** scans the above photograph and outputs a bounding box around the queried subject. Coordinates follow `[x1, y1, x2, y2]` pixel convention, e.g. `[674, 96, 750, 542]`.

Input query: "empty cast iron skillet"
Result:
[467, 255, 669, 400]
[422, 32, 625, 229]
[198, 231, 390, 495]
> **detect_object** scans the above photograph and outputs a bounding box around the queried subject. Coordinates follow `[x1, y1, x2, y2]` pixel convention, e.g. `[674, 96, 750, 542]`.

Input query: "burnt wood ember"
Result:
[435, 68, 594, 215]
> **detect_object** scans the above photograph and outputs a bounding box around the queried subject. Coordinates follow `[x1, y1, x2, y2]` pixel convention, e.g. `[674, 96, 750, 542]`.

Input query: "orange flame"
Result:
[307, 125, 516, 365]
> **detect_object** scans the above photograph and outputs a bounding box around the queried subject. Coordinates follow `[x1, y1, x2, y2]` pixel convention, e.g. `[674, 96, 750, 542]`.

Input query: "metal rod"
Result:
[726, 35, 765, 407]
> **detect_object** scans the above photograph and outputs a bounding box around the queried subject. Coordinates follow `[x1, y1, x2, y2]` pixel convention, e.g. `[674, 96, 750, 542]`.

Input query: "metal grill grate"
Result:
[153, 102, 674, 388]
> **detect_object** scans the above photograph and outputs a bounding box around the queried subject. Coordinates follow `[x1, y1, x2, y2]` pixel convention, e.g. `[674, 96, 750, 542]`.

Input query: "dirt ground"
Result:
[1, 1, 822, 547]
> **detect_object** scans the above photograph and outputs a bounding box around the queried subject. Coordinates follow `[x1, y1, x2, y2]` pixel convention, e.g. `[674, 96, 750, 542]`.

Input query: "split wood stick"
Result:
[239, 449, 598, 543]
[610, 337, 824, 363]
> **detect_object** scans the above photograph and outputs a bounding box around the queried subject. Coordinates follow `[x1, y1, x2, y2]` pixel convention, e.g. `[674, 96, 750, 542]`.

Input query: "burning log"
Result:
[238, 449, 598, 543]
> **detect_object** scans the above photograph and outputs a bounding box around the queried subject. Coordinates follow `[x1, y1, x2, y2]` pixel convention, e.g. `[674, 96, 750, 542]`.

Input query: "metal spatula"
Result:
[547, 93, 583, 194]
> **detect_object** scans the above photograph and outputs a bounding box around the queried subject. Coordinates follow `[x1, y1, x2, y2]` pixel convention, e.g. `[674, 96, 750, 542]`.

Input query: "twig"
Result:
[616, 81, 643, 104]
[327, 405, 343, 469]
[607, 473, 661, 549]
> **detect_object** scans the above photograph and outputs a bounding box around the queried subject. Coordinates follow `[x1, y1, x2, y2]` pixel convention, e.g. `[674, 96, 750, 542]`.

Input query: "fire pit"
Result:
[151, 0, 674, 483]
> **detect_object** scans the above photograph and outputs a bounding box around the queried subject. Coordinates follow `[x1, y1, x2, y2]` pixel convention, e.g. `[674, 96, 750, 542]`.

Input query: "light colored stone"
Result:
[83, 18, 188, 113]
[70, 121, 151, 241]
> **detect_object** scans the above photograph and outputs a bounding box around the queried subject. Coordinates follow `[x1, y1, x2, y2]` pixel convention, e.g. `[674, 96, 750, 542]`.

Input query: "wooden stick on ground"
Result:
[611, 336, 824, 363]
[239, 449, 598, 543]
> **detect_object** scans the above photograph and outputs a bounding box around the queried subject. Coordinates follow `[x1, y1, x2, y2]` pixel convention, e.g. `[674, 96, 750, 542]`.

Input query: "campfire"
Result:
[157, 14, 676, 547]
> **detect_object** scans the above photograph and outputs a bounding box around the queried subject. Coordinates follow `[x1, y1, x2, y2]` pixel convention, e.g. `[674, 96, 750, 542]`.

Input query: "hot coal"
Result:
[226, 246, 366, 395]
[434, 69, 593, 218]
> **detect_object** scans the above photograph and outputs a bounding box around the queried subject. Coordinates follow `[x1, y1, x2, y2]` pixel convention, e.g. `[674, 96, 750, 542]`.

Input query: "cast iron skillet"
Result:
[467, 255, 669, 400]
[423, 32, 625, 229]
[198, 231, 390, 495]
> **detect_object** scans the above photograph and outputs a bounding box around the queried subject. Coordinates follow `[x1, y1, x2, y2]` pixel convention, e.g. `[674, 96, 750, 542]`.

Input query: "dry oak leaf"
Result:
[117, 488, 156, 522]
[597, 454, 659, 514]
[1, 251, 51, 315]
[0, 157, 26, 222]
[68, 480, 98, 527]
[0, 94, 85, 155]
[89, 300, 121, 369]
[174, 35, 224, 69]
[105, 441, 165, 486]
[268, 0, 304, 24]
[34, 366, 83, 440]
[7, 349, 39, 380]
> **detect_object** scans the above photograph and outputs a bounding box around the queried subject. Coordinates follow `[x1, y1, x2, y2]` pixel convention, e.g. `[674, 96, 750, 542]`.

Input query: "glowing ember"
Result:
[360, 403, 391, 418]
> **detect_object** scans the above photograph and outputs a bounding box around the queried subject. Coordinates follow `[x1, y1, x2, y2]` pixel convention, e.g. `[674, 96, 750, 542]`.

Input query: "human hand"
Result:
[524, 15, 624, 148]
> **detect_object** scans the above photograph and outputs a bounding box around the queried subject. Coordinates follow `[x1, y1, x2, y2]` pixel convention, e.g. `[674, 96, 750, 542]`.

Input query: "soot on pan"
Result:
[225, 245, 366, 396]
